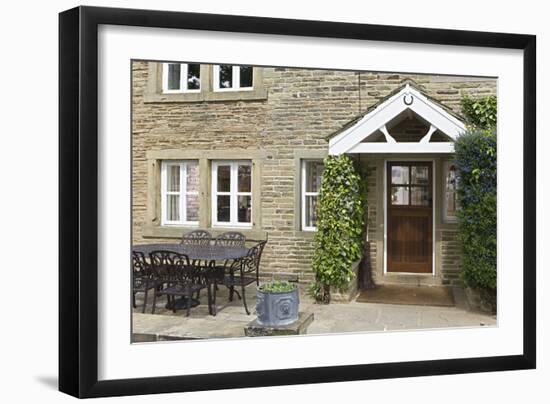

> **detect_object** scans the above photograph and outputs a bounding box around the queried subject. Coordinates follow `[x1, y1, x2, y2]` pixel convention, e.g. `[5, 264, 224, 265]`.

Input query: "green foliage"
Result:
[310, 155, 365, 303]
[455, 96, 497, 294]
[259, 280, 297, 293]
[460, 95, 497, 130]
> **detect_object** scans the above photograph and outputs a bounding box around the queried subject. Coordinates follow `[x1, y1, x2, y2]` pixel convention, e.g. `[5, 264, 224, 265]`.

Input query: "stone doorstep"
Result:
[244, 312, 314, 337]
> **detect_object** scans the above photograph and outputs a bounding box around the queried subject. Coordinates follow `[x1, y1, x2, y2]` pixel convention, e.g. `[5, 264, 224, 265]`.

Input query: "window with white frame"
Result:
[161, 161, 200, 225]
[162, 63, 201, 93]
[302, 160, 324, 231]
[212, 161, 252, 227]
[443, 161, 458, 222]
[213, 65, 253, 91]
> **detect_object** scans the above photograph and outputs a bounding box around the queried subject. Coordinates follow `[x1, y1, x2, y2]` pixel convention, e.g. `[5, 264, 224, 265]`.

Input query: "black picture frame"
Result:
[59, 5, 536, 398]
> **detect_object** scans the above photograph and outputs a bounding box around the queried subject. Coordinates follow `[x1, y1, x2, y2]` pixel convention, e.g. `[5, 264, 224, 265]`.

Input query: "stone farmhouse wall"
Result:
[132, 61, 496, 286]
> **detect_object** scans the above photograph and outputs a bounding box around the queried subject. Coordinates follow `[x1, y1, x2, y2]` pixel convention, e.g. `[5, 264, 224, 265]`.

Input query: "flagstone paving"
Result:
[132, 286, 496, 341]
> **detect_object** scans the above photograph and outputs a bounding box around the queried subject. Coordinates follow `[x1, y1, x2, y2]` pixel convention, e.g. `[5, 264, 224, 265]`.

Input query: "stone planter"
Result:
[465, 287, 496, 314]
[256, 287, 299, 326]
[330, 259, 361, 303]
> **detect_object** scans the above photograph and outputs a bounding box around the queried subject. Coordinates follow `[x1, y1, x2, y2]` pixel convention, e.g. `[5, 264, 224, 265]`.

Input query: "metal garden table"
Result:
[132, 243, 250, 315]
[132, 243, 249, 261]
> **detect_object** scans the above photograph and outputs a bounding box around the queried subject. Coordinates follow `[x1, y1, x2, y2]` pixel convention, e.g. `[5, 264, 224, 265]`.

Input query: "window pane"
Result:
[238, 164, 251, 192]
[167, 165, 180, 192]
[411, 166, 429, 185]
[167, 195, 180, 221]
[218, 65, 233, 88]
[237, 195, 252, 223]
[445, 165, 457, 217]
[187, 64, 200, 90]
[391, 166, 409, 185]
[239, 66, 253, 87]
[305, 161, 324, 192]
[186, 195, 199, 222]
[391, 186, 409, 205]
[411, 187, 430, 206]
[186, 162, 199, 193]
[217, 165, 231, 192]
[305, 195, 319, 228]
[167, 64, 181, 90]
[217, 195, 231, 222]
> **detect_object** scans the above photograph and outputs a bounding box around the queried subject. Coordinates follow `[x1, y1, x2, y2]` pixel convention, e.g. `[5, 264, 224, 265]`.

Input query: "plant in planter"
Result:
[455, 95, 497, 313]
[310, 154, 365, 303]
[256, 281, 299, 326]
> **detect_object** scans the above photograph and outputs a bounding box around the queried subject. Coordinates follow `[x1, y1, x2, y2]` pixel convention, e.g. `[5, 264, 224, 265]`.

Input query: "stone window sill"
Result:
[142, 224, 267, 241]
[143, 88, 268, 103]
[294, 230, 316, 240]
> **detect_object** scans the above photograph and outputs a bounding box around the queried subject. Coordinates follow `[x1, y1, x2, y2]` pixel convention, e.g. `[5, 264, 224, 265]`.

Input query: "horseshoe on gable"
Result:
[403, 94, 414, 106]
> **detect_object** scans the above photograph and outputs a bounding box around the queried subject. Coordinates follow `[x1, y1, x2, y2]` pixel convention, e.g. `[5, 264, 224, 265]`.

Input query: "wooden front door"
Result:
[387, 162, 433, 273]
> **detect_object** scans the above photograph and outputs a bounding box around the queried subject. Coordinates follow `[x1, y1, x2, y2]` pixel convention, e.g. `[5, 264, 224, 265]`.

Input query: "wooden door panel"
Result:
[387, 162, 433, 273]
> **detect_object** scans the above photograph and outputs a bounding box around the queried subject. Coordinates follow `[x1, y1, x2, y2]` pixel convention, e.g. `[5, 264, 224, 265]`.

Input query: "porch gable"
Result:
[328, 83, 467, 155]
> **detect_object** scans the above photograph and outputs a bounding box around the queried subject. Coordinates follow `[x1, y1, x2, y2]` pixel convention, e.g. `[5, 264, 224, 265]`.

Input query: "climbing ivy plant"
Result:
[310, 154, 365, 303]
[455, 95, 497, 302]
[461, 95, 497, 130]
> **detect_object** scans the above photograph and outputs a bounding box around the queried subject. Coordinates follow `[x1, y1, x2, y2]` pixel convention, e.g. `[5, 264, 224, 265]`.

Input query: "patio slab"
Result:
[132, 286, 496, 341]
[244, 312, 314, 337]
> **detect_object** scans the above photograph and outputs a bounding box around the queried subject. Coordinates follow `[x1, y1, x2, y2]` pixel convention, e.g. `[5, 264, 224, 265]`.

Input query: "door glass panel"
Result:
[217, 165, 231, 192]
[411, 166, 429, 185]
[411, 186, 430, 206]
[391, 166, 409, 185]
[391, 186, 409, 205]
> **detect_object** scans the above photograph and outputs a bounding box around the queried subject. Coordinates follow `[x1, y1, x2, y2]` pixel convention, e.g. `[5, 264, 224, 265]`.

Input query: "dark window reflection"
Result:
[238, 195, 251, 223]
[240, 66, 253, 88]
[187, 64, 200, 90]
[217, 195, 231, 222]
[219, 65, 233, 88]
[217, 165, 231, 192]
[238, 165, 251, 192]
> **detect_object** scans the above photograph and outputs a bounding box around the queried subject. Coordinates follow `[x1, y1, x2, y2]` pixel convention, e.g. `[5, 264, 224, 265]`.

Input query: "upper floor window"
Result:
[161, 161, 200, 225]
[146, 62, 266, 103]
[443, 161, 458, 222]
[213, 65, 253, 91]
[212, 161, 252, 227]
[302, 160, 324, 231]
[162, 63, 201, 93]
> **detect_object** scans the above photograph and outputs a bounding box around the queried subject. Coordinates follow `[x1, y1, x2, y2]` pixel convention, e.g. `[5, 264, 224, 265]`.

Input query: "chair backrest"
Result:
[180, 229, 211, 246]
[241, 240, 267, 274]
[149, 250, 194, 283]
[214, 231, 246, 247]
[132, 250, 149, 276]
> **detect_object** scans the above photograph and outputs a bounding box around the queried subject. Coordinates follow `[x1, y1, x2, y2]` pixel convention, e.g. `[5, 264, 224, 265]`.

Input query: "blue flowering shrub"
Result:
[455, 95, 497, 298]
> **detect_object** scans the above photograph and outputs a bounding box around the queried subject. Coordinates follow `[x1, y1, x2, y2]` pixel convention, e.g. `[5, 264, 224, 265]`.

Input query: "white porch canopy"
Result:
[328, 84, 466, 155]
